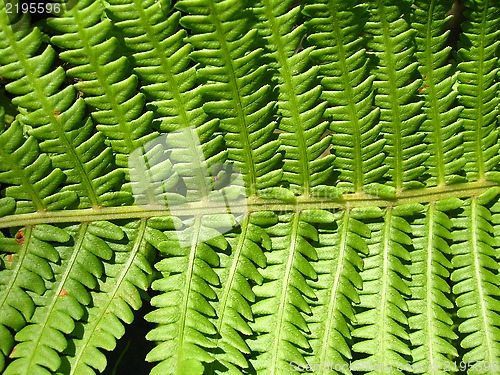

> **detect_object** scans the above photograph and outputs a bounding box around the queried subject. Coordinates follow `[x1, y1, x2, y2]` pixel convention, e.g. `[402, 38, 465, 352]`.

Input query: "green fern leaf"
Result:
[456, 0, 499, 182]
[250, 211, 331, 373]
[0, 225, 67, 372]
[177, 0, 282, 196]
[145, 217, 225, 375]
[103, 0, 217, 134]
[3, 221, 124, 374]
[0, 6, 126, 208]
[252, 0, 335, 197]
[306, 207, 375, 374]
[412, 0, 466, 186]
[61, 220, 154, 374]
[46, 0, 157, 173]
[206, 213, 276, 374]
[451, 197, 500, 373]
[103, 0, 230, 201]
[366, 0, 428, 192]
[304, 0, 386, 197]
[0, 1, 500, 374]
[352, 205, 421, 374]
[408, 199, 459, 374]
[2, 224, 70, 374]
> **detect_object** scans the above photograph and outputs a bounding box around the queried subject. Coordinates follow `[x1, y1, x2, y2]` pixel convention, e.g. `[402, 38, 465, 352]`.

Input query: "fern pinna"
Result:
[0, 0, 499, 374]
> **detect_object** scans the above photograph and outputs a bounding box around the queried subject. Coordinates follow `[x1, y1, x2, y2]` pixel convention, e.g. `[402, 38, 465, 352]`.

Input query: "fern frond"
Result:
[3, 221, 122, 375]
[304, 0, 385, 196]
[307, 207, 377, 374]
[408, 199, 459, 374]
[1, 224, 71, 374]
[46, 0, 157, 172]
[144, 217, 227, 375]
[252, 0, 335, 197]
[352, 205, 419, 374]
[412, 0, 466, 186]
[103, 0, 230, 199]
[1, 1, 500, 374]
[0, 5, 126, 208]
[0, 225, 68, 373]
[451, 195, 500, 371]
[61, 219, 154, 375]
[0, 121, 77, 213]
[177, 0, 282, 196]
[366, 0, 428, 192]
[207, 212, 276, 374]
[250, 211, 332, 373]
[456, 0, 500, 182]
[103, 0, 217, 134]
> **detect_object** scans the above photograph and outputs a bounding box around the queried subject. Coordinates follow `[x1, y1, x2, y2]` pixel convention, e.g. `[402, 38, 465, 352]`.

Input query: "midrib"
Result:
[0, 180, 494, 228]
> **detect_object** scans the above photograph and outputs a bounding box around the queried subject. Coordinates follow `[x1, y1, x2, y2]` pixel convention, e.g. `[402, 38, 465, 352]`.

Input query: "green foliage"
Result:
[0, 0, 499, 374]
[304, 0, 384, 196]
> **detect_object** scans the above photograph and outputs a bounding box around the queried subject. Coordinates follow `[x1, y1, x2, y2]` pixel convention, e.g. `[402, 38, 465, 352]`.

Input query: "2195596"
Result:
[4, 2, 62, 15]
